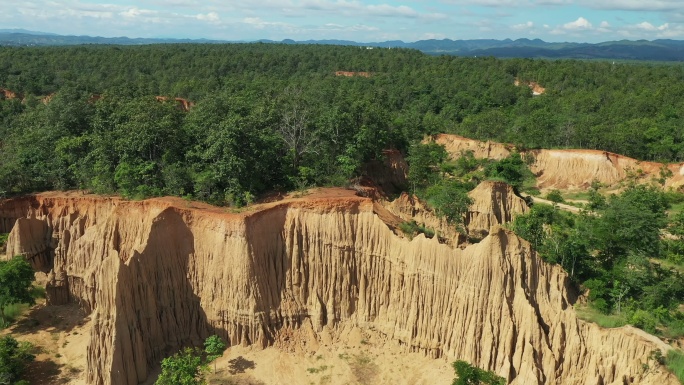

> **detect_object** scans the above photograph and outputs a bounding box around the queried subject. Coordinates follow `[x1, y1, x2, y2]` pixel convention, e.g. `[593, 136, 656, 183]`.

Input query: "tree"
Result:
[203, 335, 226, 374]
[155, 347, 207, 385]
[278, 87, 319, 170]
[425, 180, 473, 227]
[407, 142, 448, 192]
[484, 153, 529, 190]
[0, 335, 34, 384]
[452, 360, 505, 385]
[0, 256, 34, 325]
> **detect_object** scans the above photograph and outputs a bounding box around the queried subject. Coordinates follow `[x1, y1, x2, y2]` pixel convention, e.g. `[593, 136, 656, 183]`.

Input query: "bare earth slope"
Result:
[433, 134, 684, 190]
[0, 190, 678, 385]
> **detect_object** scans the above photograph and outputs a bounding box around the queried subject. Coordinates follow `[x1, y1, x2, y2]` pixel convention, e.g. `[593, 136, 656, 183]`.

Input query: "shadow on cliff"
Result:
[243, 205, 292, 347]
[105, 207, 216, 385]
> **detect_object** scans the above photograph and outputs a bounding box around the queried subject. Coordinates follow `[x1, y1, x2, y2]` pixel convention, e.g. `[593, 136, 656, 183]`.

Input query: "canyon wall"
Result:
[0, 190, 678, 385]
[433, 134, 684, 190]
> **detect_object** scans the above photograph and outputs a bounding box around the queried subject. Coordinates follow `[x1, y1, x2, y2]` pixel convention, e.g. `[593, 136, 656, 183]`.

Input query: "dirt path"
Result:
[520, 193, 584, 214]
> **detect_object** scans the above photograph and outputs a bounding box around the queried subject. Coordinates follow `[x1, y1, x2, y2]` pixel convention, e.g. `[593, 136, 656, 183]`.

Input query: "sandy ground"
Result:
[1, 294, 90, 385]
[203, 326, 454, 385]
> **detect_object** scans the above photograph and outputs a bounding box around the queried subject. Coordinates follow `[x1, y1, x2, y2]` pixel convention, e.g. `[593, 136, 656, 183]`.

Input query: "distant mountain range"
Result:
[1, 30, 683, 61]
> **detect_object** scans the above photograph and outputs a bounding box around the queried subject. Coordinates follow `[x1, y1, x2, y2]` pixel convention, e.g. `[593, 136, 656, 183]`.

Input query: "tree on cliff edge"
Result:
[0, 256, 34, 326]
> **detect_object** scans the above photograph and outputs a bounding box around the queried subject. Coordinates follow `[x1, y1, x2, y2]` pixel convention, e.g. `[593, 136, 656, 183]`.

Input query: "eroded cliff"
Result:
[466, 181, 529, 239]
[0, 190, 678, 385]
[433, 134, 684, 190]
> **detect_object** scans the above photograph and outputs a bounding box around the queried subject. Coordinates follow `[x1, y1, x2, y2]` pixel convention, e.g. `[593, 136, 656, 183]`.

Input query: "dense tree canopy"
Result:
[1, 44, 684, 202]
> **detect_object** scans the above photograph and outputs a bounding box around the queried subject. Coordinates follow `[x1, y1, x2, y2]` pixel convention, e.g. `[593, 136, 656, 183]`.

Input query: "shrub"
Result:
[545, 189, 564, 203]
[0, 335, 35, 384]
[451, 360, 505, 385]
[399, 221, 435, 239]
[630, 310, 657, 334]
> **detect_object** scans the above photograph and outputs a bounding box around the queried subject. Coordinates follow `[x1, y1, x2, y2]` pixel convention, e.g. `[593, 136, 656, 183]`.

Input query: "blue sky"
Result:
[1, 0, 682, 42]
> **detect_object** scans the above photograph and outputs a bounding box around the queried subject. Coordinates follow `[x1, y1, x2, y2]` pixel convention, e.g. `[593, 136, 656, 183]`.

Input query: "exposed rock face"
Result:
[466, 181, 529, 239]
[434, 134, 512, 160]
[434, 134, 684, 190]
[334, 71, 372, 77]
[385, 180, 528, 243]
[0, 191, 678, 385]
[385, 192, 463, 244]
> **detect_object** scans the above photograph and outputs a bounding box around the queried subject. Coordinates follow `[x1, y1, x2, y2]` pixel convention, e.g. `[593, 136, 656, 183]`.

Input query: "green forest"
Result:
[1, 43, 684, 203]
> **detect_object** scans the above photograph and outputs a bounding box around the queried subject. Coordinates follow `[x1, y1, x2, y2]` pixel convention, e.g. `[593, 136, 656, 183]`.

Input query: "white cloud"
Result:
[635, 21, 669, 31]
[196, 12, 220, 23]
[600, 21, 610, 28]
[512, 21, 534, 30]
[564, 16, 592, 30]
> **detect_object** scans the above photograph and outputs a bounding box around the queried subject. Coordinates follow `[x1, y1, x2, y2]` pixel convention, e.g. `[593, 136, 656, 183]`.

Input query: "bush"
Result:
[425, 180, 473, 227]
[399, 221, 435, 240]
[0, 335, 35, 384]
[155, 347, 207, 385]
[630, 310, 657, 334]
[484, 153, 531, 189]
[545, 189, 564, 203]
[451, 360, 505, 385]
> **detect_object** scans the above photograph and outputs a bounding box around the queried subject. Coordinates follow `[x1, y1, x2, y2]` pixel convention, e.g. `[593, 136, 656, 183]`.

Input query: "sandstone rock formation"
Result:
[434, 134, 512, 161]
[433, 134, 684, 190]
[514, 78, 546, 95]
[466, 181, 529, 239]
[385, 180, 528, 243]
[0, 87, 22, 100]
[385, 192, 463, 244]
[0, 190, 678, 385]
[334, 71, 372, 77]
[155, 95, 195, 111]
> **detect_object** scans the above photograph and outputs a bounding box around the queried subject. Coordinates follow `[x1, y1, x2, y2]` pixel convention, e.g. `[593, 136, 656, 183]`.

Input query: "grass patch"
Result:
[306, 365, 330, 374]
[562, 191, 592, 201]
[0, 302, 30, 328]
[666, 349, 684, 384]
[574, 304, 628, 328]
[398, 221, 435, 240]
[662, 316, 684, 340]
[32, 284, 46, 299]
[669, 201, 684, 218]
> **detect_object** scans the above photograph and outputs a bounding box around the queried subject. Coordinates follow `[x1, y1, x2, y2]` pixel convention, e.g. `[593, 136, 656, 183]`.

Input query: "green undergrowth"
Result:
[0, 284, 46, 330]
[666, 349, 684, 384]
[399, 221, 435, 240]
[0, 233, 8, 248]
[0, 303, 30, 328]
[574, 305, 628, 329]
[667, 350, 684, 384]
